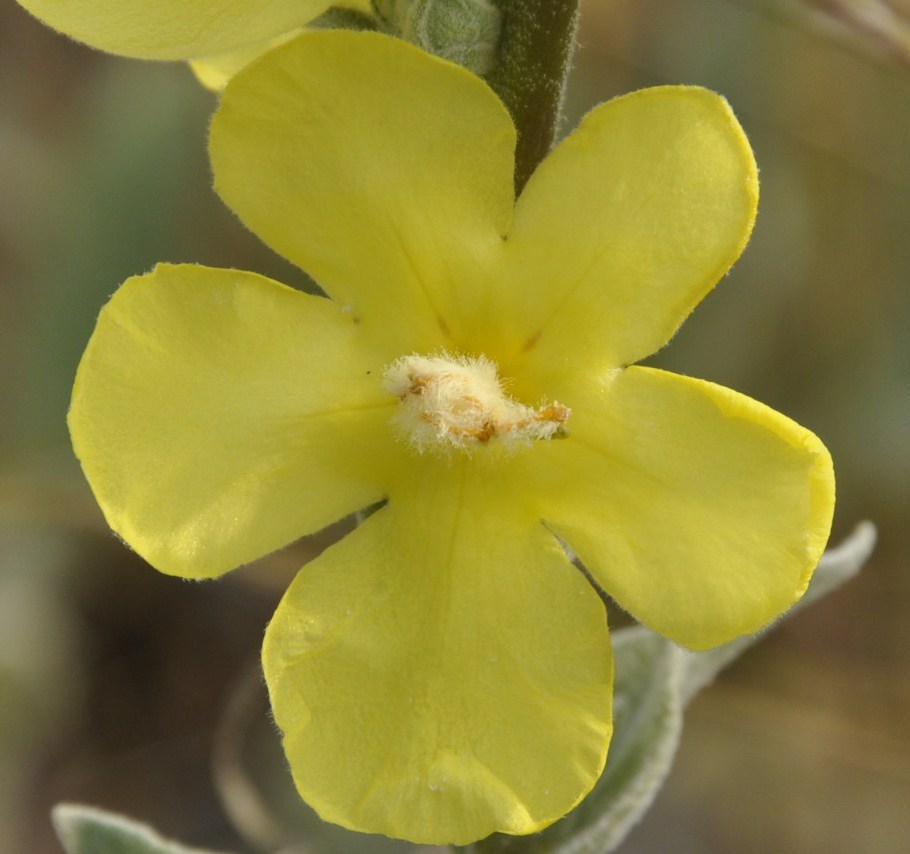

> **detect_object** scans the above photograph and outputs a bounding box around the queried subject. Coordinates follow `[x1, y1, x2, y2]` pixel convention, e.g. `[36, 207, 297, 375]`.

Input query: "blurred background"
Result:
[1, 0, 908, 852]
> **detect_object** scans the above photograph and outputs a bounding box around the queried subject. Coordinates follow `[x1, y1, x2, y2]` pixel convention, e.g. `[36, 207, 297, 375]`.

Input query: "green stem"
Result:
[485, 0, 581, 195]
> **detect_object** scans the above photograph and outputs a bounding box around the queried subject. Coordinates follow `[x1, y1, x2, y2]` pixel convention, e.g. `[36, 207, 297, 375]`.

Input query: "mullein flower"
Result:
[67, 31, 834, 845]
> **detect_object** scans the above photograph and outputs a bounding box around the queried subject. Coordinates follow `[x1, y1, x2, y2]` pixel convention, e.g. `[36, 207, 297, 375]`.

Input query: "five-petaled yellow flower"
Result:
[68, 31, 834, 846]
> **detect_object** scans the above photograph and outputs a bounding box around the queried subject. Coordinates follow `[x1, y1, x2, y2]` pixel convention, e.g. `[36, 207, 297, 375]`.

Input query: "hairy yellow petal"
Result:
[69, 264, 395, 578]
[16, 0, 332, 60]
[189, 29, 303, 91]
[532, 366, 834, 650]
[210, 31, 516, 358]
[498, 86, 757, 383]
[264, 460, 612, 844]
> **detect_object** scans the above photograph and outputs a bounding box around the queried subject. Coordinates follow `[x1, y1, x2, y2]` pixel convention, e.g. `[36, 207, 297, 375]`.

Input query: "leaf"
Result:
[51, 804, 236, 854]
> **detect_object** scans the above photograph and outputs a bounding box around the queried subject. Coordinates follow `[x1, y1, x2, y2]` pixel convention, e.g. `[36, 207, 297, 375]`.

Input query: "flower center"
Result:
[383, 352, 570, 453]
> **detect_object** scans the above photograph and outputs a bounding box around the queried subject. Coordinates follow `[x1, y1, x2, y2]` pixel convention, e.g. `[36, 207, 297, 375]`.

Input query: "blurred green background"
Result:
[1, 1, 908, 852]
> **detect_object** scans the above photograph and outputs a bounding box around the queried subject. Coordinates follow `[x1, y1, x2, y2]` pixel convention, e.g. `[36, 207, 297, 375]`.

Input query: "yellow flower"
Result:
[67, 31, 834, 846]
[15, 0, 373, 88]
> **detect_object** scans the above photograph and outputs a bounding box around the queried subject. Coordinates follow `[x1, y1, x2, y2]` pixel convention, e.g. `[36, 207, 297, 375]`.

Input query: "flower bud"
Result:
[374, 0, 501, 74]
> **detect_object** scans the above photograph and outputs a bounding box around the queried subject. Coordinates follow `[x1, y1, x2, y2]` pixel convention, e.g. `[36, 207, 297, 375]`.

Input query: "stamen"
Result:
[383, 352, 570, 453]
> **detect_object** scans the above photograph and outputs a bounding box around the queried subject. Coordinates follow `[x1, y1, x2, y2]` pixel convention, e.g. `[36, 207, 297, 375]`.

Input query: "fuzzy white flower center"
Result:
[383, 352, 570, 453]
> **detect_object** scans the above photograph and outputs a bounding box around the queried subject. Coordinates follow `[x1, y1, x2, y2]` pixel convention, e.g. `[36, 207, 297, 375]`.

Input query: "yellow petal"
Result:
[68, 263, 394, 579]
[188, 0, 377, 90]
[189, 29, 303, 91]
[16, 0, 331, 60]
[188, 0, 384, 90]
[498, 86, 758, 380]
[209, 30, 516, 358]
[532, 366, 834, 651]
[263, 459, 612, 845]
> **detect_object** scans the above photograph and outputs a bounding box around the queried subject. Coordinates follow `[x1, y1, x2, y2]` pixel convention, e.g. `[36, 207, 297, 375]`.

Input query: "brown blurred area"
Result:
[1, 1, 908, 852]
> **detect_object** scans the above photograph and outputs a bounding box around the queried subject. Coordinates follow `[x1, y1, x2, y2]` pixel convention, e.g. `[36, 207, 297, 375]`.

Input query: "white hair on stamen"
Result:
[383, 352, 570, 454]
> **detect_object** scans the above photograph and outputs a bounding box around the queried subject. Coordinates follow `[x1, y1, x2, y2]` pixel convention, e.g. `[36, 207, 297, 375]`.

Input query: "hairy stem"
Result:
[485, 0, 581, 195]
